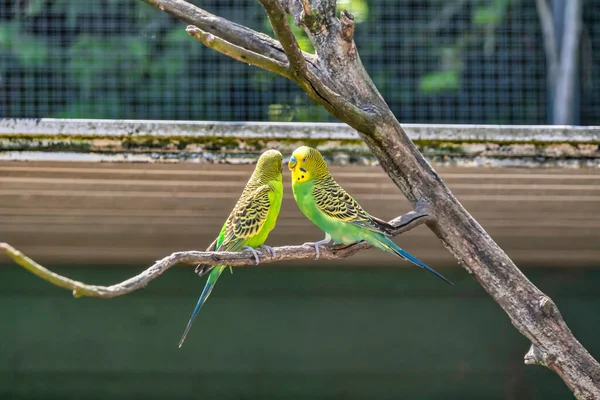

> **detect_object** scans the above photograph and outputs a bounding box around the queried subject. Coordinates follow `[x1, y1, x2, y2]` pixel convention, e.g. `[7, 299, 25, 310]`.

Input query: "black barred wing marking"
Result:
[312, 177, 391, 235]
[221, 184, 273, 251]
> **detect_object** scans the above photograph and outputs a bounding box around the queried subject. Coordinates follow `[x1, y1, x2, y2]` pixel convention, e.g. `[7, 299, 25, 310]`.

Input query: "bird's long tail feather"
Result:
[369, 233, 453, 285]
[178, 265, 226, 348]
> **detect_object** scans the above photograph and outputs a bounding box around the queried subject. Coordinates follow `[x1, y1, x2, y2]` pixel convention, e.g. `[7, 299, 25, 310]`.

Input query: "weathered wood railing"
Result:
[1, 118, 599, 166]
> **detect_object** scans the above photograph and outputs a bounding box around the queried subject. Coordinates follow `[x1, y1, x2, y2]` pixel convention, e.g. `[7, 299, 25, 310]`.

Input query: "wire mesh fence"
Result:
[582, 3, 600, 126]
[0, 0, 598, 124]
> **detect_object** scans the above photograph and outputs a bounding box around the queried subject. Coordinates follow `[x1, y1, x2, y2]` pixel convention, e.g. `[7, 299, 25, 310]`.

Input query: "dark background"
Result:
[2, 265, 599, 399]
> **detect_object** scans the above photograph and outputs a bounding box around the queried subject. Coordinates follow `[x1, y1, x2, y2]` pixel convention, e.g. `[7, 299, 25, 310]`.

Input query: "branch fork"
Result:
[166, 0, 374, 132]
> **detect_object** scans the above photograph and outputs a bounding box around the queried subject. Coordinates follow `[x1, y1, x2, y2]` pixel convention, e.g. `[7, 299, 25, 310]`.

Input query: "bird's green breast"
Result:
[291, 179, 318, 222]
[292, 180, 352, 244]
[243, 179, 283, 248]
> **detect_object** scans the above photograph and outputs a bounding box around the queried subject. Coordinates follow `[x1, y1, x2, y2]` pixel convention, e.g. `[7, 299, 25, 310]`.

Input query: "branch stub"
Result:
[539, 296, 558, 318]
[300, 0, 311, 17]
[340, 10, 355, 43]
[525, 344, 546, 366]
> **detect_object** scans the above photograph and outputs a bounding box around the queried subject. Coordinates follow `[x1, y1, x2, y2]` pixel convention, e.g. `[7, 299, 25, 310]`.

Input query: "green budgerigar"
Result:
[288, 146, 451, 284]
[178, 149, 284, 347]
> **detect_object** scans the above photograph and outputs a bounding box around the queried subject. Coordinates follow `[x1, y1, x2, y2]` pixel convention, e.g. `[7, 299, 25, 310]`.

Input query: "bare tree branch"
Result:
[141, 0, 370, 131]
[140, 0, 289, 64]
[256, 0, 372, 130]
[1, 205, 432, 299]
[185, 26, 291, 79]
[258, 0, 308, 78]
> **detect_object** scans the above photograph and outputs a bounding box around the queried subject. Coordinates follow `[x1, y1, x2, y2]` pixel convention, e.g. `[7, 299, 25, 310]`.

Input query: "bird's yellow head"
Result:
[288, 146, 329, 184]
[254, 149, 283, 183]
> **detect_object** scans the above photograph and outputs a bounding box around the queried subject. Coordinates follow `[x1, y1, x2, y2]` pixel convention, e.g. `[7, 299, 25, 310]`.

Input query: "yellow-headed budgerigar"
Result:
[178, 149, 284, 347]
[288, 146, 451, 284]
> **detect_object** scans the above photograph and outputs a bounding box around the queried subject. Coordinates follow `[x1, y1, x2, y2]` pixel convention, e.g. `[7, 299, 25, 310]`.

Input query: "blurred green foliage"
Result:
[0, 0, 598, 124]
[417, 0, 511, 94]
[0, 22, 48, 67]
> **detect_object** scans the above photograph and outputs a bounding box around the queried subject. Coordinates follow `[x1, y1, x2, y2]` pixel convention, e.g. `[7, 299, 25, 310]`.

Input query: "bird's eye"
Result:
[302, 158, 306, 162]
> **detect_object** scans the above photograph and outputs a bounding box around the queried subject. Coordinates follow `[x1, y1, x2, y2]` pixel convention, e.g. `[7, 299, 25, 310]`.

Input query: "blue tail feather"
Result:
[178, 266, 225, 348]
[371, 234, 453, 285]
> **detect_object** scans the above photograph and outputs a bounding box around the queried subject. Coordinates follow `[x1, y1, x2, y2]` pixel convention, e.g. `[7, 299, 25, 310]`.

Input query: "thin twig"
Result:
[1, 205, 432, 299]
[186, 26, 291, 79]
[140, 0, 288, 64]
[258, 0, 308, 78]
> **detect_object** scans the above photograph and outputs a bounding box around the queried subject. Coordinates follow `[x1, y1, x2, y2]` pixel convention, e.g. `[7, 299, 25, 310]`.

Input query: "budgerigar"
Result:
[288, 146, 451, 284]
[178, 149, 284, 347]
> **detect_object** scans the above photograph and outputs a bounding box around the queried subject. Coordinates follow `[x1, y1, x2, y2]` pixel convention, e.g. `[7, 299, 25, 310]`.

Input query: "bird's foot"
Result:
[242, 246, 261, 265]
[194, 264, 212, 276]
[258, 245, 276, 258]
[302, 235, 332, 260]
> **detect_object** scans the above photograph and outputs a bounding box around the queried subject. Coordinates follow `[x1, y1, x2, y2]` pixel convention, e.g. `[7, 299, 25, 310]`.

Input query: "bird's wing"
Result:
[312, 177, 390, 235]
[219, 184, 273, 251]
[365, 215, 395, 235]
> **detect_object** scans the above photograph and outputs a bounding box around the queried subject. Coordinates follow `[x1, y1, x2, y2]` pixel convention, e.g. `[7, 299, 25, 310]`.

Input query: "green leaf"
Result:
[472, 0, 510, 26]
[419, 70, 460, 93]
